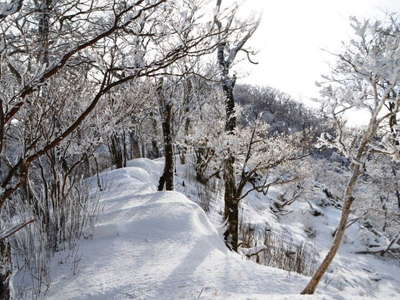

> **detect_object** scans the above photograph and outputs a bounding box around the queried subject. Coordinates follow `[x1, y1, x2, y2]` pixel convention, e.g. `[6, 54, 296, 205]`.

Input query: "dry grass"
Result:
[239, 223, 318, 276]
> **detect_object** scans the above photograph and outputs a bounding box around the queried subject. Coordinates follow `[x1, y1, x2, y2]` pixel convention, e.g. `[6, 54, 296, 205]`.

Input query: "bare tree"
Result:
[302, 16, 400, 294]
[157, 78, 175, 191]
[214, 0, 260, 251]
[0, 0, 226, 296]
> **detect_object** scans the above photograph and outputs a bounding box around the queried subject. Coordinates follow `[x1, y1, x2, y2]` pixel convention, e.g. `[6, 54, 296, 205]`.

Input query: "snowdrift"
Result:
[43, 159, 309, 299]
[40, 158, 399, 300]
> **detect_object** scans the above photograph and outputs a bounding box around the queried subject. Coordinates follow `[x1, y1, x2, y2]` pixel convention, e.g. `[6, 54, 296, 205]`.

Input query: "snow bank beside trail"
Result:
[173, 159, 400, 300]
[127, 158, 164, 183]
[45, 159, 310, 300]
[43, 158, 398, 300]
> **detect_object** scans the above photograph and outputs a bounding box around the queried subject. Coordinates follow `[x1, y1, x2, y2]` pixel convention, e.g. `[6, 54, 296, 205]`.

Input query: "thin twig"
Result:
[0, 219, 35, 240]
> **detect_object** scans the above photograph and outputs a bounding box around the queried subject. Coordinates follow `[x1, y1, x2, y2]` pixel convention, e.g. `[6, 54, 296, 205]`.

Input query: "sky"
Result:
[240, 0, 400, 109]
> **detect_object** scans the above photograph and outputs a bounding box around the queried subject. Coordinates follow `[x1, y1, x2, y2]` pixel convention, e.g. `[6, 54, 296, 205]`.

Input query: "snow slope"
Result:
[171, 159, 400, 299]
[40, 158, 400, 300]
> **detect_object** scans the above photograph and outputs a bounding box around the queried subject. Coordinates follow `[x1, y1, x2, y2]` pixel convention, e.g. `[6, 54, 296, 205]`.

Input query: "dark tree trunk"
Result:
[180, 78, 193, 165]
[38, 0, 51, 66]
[218, 42, 238, 251]
[222, 78, 236, 133]
[215, 0, 259, 251]
[397, 190, 400, 211]
[220, 69, 238, 250]
[0, 240, 11, 300]
[108, 134, 126, 169]
[157, 80, 174, 191]
[122, 131, 128, 166]
[149, 113, 160, 159]
[388, 101, 400, 210]
[194, 146, 214, 184]
[130, 132, 141, 159]
[151, 140, 160, 159]
[141, 143, 147, 159]
[391, 167, 400, 211]
[158, 105, 174, 191]
[179, 113, 191, 165]
[380, 196, 388, 232]
[223, 155, 238, 251]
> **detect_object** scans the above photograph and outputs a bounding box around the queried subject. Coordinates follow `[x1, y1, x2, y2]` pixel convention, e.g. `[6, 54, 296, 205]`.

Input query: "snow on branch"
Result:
[0, 218, 34, 240]
[0, 0, 23, 20]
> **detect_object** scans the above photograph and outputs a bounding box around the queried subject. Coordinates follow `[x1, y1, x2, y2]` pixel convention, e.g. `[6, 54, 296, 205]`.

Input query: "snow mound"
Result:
[41, 158, 400, 300]
[45, 160, 309, 300]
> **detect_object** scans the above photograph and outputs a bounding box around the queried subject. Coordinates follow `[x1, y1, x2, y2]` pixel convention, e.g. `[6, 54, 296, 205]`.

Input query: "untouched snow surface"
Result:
[40, 158, 399, 300]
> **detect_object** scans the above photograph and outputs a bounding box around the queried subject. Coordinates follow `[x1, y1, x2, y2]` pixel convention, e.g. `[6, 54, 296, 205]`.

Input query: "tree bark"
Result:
[222, 77, 236, 133]
[302, 117, 376, 294]
[180, 77, 193, 165]
[220, 71, 238, 250]
[109, 134, 126, 169]
[223, 155, 239, 251]
[130, 132, 141, 159]
[0, 240, 11, 300]
[157, 80, 174, 191]
[218, 44, 238, 251]
[149, 113, 160, 159]
[158, 103, 174, 191]
[37, 0, 51, 66]
[301, 186, 358, 294]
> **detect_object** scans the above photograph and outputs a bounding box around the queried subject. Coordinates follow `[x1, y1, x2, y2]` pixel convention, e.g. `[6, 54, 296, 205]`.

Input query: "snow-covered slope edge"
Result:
[40, 158, 392, 300]
[42, 158, 312, 300]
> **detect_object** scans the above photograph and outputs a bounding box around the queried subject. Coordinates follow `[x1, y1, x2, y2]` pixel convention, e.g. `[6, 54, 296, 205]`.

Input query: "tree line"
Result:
[0, 0, 400, 298]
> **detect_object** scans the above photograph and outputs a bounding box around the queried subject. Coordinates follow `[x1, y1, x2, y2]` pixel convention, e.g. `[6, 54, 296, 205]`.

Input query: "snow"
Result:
[235, 184, 400, 299]
[44, 160, 305, 299]
[28, 158, 400, 299]
[0, 1, 21, 18]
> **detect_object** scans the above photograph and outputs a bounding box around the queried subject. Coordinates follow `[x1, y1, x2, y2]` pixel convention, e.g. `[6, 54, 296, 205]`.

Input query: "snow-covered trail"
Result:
[42, 158, 399, 300]
[44, 159, 315, 300]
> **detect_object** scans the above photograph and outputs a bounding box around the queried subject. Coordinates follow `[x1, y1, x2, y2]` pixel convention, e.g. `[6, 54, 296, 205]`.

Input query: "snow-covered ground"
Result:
[37, 158, 400, 299]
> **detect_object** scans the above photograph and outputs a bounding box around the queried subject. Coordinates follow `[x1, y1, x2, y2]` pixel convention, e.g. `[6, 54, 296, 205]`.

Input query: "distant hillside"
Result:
[235, 84, 329, 137]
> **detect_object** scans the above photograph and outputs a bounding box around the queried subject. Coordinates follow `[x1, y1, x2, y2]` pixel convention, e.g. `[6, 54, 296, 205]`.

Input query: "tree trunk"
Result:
[157, 79, 174, 191]
[149, 113, 160, 159]
[223, 155, 239, 251]
[180, 77, 193, 165]
[222, 79, 236, 133]
[301, 160, 362, 294]
[150, 140, 160, 159]
[122, 130, 128, 167]
[301, 98, 382, 293]
[38, 0, 51, 66]
[214, 0, 258, 251]
[108, 134, 126, 169]
[130, 132, 141, 159]
[194, 146, 212, 184]
[391, 166, 400, 210]
[219, 46, 238, 251]
[158, 103, 174, 191]
[221, 76, 238, 251]
[397, 190, 400, 211]
[0, 240, 11, 300]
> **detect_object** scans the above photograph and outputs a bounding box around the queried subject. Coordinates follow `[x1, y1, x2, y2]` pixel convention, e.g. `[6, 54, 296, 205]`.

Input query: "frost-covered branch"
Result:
[0, 0, 23, 20]
[0, 218, 34, 241]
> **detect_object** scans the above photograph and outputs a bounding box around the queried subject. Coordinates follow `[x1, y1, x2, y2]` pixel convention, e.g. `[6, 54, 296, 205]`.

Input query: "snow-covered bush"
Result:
[303, 15, 400, 294]
[1, 168, 98, 298]
[239, 224, 318, 276]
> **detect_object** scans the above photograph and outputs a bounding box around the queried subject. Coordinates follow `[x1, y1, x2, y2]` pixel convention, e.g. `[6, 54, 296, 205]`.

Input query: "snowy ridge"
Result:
[43, 159, 306, 299]
[41, 158, 399, 299]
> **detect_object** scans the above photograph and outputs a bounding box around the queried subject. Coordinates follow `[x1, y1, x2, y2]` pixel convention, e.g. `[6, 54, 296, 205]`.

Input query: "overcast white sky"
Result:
[240, 0, 400, 107]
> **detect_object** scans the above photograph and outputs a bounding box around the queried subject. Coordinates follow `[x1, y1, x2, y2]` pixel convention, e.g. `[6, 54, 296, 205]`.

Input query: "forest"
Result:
[0, 0, 400, 299]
